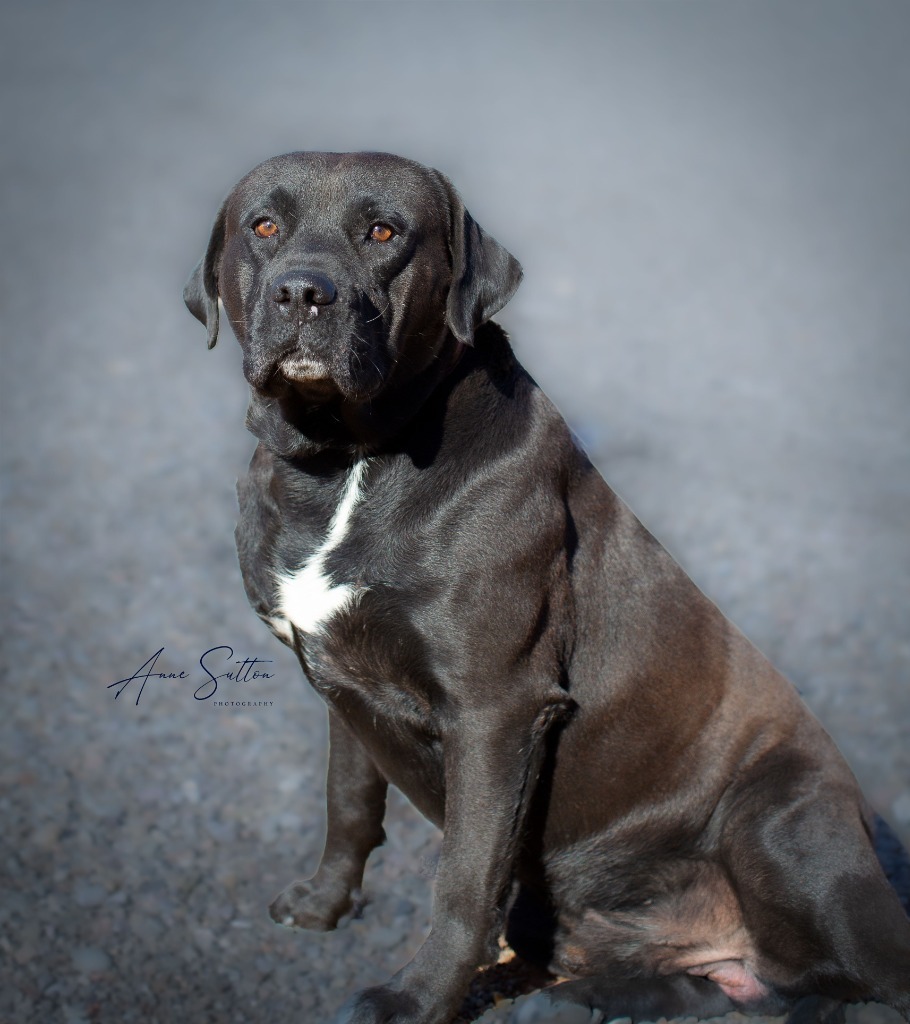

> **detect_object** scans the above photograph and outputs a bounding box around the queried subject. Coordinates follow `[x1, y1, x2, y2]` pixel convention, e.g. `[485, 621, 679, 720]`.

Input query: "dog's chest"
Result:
[268, 460, 368, 644]
[263, 460, 445, 797]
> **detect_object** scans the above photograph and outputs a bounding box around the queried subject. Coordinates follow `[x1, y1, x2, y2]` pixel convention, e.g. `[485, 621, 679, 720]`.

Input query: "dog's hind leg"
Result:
[724, 784, 910, 1021]
[821, 869, 910, 1020]
[269, 708, 388, 931]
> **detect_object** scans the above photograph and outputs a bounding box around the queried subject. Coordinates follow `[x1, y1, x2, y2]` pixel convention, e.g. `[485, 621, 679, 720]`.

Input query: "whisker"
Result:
[364, 303, 390, 324]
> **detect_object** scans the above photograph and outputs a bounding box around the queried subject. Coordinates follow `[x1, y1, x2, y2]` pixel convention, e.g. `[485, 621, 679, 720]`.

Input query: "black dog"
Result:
[185, 152, 910, 1024]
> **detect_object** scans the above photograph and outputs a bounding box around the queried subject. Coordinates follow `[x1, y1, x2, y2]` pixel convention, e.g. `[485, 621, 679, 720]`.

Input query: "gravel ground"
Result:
[1, 2, 908, 1022]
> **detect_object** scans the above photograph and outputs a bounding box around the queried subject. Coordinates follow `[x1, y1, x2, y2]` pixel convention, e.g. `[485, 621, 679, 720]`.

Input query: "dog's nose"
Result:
[272, 270, 337, 309]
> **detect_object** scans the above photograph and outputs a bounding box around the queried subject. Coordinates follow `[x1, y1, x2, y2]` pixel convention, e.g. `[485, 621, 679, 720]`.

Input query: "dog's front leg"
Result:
[270, 708, 388, 931]
[335, 696, 566, 1024]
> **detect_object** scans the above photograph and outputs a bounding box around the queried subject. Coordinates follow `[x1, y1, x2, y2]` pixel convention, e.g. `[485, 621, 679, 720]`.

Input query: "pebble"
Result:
[30, 822, 61, 850]
[181, 779, 200, 804]
[392, 897, 416, 919]
[127, 911, 165, 943]
[848, 1004, 906, 1024]
[205, 819, 237, 843]
[61, 1004, 90, 1024]
[368, 924, 404, 951]
[277, 769, 309, 794]
[0, 888, 30, 922]
[494, 992, 599, 1024]
[73, 880, 108, 908]
[71, 946, 111, 974]
[192, 926, 216, 953]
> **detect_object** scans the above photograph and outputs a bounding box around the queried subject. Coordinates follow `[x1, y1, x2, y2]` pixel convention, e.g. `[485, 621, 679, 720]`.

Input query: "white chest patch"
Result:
[271, 460, 368, 642]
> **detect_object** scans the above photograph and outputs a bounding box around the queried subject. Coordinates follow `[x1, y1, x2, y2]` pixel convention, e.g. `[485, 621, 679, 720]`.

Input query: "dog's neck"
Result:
[243, 329, 480, 463]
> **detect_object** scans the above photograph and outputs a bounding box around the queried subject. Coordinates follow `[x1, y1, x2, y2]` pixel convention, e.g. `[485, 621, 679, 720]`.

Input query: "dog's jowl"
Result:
[185, 152, 910, 1024]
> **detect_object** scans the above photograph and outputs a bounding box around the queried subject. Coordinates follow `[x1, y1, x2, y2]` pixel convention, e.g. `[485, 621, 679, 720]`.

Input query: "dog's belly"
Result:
[551, 860, 772, 1004]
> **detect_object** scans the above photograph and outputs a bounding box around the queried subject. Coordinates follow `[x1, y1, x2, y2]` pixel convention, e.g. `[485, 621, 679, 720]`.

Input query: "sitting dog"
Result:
[184, 151, 910, 1024]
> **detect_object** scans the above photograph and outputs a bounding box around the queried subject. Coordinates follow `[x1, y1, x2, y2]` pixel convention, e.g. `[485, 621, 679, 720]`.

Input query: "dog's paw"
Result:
[332, 986, 421, 1024]
[268, 878, 357, 932]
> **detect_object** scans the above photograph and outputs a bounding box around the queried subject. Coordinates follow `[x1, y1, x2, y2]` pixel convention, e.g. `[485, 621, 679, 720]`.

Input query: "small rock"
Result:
[61, 1004, 90, 1024]
[192, 926, 216, 953]
[367, 924, 402, 951]
[392, 897, 416, 919]
[0, 888, 30, 922]
[73, 880, 108, 908]
[848, 1003, 906, 1024]
[30, 822, 61, 850]
[508, 993, 600, 1023]
[12, 942, 38, 966]
[71, 946, 111, 973]
[127, 910, 164, 943]
[277, 769, 307, 794]
[205, 818, 236, 843]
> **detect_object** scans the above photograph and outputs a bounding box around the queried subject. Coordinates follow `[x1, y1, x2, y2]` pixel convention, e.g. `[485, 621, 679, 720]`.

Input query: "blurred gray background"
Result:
[1, 1, 908, 1022]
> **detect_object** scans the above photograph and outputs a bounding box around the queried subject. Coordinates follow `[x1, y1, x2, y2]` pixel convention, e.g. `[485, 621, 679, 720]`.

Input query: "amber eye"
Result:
[369, 223, 394, 243]
[253, 219, 278, 239]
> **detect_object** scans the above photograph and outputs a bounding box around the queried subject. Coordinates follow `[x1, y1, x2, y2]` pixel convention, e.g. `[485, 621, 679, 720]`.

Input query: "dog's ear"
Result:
[435, 172, 523, 346]
[183, 202, 227, 350]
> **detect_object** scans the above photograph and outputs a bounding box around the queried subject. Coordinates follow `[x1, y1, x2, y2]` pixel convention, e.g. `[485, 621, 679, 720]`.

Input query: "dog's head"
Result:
[184, 152, 521, 451]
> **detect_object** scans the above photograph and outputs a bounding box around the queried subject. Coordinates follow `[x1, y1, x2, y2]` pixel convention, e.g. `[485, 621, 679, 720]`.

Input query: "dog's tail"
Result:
[872, 812, 910, 916]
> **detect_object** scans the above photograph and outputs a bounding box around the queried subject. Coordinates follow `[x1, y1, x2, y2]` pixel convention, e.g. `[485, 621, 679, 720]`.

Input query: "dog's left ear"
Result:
[435, 171, 523, 346]
[183, 201, 227, 350]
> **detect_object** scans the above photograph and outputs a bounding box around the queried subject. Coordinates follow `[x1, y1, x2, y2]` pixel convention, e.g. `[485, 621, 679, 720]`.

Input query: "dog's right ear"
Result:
[183, 202, 227, 350]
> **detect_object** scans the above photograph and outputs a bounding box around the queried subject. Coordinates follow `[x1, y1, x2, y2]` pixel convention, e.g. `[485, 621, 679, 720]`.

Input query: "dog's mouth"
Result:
[245, 312, 392, 404]
[274, 353, 340, 401]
